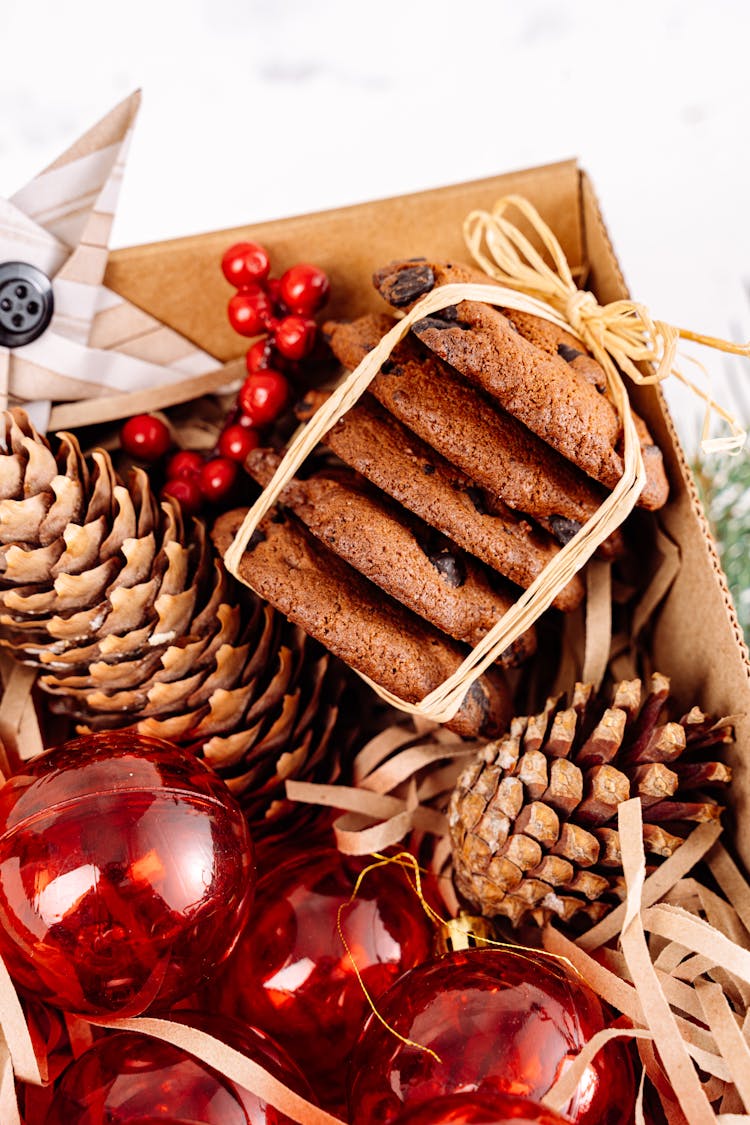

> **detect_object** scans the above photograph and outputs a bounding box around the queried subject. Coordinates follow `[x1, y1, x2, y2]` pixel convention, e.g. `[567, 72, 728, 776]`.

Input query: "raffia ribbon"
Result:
[465, 195, 748, 454]
[225, 194, 746, 725]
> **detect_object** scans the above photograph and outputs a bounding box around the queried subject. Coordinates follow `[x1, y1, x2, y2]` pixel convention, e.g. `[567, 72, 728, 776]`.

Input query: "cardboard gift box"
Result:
[105, 158, 750, 860]
[5, 157, 749, 1121]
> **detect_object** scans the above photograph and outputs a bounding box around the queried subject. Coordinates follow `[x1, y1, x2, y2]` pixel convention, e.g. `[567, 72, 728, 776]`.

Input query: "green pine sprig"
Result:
[693, 447, 750, 645]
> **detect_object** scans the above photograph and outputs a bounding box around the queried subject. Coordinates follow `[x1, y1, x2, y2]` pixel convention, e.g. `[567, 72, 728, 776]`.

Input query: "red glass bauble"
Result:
[221, 241, 271, 289]
[0, 732, 255, 1018]
[120, 414, 171, 462]
[389, 1093, 573, 1125]
[278, 264, 330, 316]
[44, 1013, 315, 1124]
[347, 948, 634, 1125]
[215, 847, 435, 1113]
[44, 1021, 305, 1125]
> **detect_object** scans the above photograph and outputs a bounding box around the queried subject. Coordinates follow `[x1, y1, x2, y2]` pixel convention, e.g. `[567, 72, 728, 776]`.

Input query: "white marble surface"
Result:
[2, 0, 750, 450]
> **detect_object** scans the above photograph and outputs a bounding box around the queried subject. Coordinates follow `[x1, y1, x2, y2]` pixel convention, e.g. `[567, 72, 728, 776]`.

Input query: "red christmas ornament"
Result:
[347, 948, 634, 1125]
[214, 847, 435, 1114]
[239, 370, 290, 426]
[218, 423, 260, 463]
[228, 286, 272, 336]
[161, 475, 203, 515]
[221, 241, 271, 289]
[0, 732, 255, 1018]
[278, 263, 330, 316]
[199, 456, 238, 501]
[273, 314, 317, 360]
[166, 449, 204, 479]
[44, 1014, 315, 1125]
[120, 414, 171, 462]
[390, 1093, 573, 1125]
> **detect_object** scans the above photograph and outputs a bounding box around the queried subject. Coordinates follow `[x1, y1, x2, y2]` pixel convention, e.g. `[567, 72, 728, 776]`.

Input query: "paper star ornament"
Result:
[0, 91, 237, 434]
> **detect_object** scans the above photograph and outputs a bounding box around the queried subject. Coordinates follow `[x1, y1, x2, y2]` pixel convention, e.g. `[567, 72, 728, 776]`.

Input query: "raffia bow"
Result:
[225, 194, 747, 725]
[464, 194, 747, 453]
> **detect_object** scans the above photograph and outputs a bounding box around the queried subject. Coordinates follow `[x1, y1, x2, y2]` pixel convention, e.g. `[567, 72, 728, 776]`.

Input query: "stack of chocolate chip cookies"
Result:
[214, 259, 669, 738]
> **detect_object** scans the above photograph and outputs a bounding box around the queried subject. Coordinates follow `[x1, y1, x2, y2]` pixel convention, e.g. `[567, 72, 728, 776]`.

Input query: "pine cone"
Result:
[449, 673, 733, 928]
[0, 409, 349, 829]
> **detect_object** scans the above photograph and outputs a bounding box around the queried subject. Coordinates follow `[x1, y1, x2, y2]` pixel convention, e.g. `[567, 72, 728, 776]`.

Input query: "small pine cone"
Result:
[0, 410, 349, 830]
[449, 673, 733, 929]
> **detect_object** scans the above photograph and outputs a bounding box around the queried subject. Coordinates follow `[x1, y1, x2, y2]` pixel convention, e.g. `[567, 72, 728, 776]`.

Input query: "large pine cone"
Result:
[0, 409, 350, 828]
[449, 673, 733, 928]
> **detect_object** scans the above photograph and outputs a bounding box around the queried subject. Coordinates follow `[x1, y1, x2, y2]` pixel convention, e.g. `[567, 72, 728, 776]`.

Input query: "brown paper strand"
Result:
[577, 820, 723, 950]
[0, 1040, 21, 1125]
[542, 926, 730, 1079]
[582, 559, 612, 689]
[47, 362, 244, 431]
[0, 958, 42, 1087]
[697, 981, 750, 1111]
[710, 846, 750, 938]
[541, 1027, 654, 1113]
[618, 798, 715, 1123]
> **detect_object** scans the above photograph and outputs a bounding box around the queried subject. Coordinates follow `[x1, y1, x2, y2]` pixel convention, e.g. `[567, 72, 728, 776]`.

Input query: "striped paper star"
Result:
[0, 92, 229, 433]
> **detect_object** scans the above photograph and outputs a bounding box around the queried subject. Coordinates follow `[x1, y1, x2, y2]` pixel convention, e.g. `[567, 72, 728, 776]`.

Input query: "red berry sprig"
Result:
[221, 241, 330, 441]
[117, 245, 331, 519]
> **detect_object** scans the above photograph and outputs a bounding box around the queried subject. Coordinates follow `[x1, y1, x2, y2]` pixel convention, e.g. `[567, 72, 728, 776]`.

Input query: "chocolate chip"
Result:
[247, 529, 268, 550]
[465, 487, 487, 515]
[557, 343, 585, 363]
[439, 305, 460, 322]
[413, 311, 473, 333]
[380, 359, 395, 375]
[413, 526, 466, 587]
[550, 516, 582, 545]
[468, 679, 490, 725]
[412, 315, 459, 333]
[432, 552, 466, 588]
[378, 264, 435, 307]
[422, 463, 436, 475]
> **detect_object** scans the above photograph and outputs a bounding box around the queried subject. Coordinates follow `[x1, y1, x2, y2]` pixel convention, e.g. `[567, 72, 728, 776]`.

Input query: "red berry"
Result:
[199, 457, 238, 502]
[246, 338, 272, 373]
[278, 264, 330, 316]
[239, 371, 290, 427]
[120, 414, 171, 462]
[266, 277, 284, 310]
[218, 424, 260, 462]
[228, 286, 272, 336]
[161, 476, 203, 515]
[166, 450, 204, 480]
[221, 242, 270, 288]
[273, 314, 317, 361]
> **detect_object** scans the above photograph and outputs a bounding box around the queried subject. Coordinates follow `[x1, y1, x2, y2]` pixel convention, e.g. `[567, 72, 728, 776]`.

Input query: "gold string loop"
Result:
[464, 195, 746, 454]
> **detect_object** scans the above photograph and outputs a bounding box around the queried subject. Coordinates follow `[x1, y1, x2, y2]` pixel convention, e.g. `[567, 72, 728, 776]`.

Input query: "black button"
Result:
[0, 262, 54, 348]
